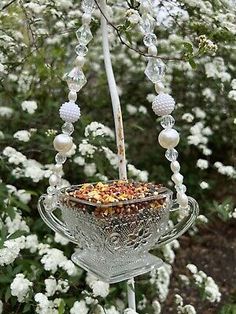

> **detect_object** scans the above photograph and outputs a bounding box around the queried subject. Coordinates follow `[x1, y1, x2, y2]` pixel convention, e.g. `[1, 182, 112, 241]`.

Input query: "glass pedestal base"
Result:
[72, 250, 163, 283]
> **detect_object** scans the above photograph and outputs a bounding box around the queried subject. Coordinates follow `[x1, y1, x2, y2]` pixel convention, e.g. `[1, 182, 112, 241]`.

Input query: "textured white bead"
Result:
[152, 93, 175, 116]
[148, 45, 157, 56]
[49, 174, 59, 186]
[75, 56, 85, 68]
[171, 173, 183, 185]
[68, 91, 77, 102]
[155, 82, 165, 94]
[171, 161, 180, 173]
[82, 13, 92, 24]
[158, 129, 179, 149]
[177, 193, 188, 207]
[53, 134, 73, 152]
[59, 102, 81, 123]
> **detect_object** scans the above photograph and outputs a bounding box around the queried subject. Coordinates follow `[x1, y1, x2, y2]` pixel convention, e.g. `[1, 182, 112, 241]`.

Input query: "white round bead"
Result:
[54, 164, 63, 173]
[171, 173, 183, 185]
[75, 56, 85, 68]
[82, 13, 92, 24]
[148, 45, 157, 56]
[155, 82, 165, 94]
[49, 174, 59, 186]
[59, 102, 81, 123]
[158, 129, 179, 149]
[68, 91, 77, 102]
[171, 161, 180, 173]
[152, 93, 175, 116]
[177, 193, 188, 207]
[53, 134, 73, 152]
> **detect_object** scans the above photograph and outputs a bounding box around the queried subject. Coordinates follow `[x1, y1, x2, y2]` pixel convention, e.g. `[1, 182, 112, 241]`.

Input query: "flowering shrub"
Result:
[0, 0, 235, 313]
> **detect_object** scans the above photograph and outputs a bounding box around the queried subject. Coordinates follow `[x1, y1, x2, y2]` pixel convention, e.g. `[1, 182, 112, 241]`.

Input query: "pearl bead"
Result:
[59, 102, 81, 123]
[148, 45, 157, 56]
[155, 82, 165, 94]
[171, 173, 183, 185]
[82, 13, 92, 24]
[68, 91, 77, 102]
[171, 161, 180, 173]
[49, 174, 59, 186]
[75, 56, 85, 68]
[53, 134, 73, 152]
[177, 193, 188, 208]
[152, 93, 175, 116]
[158, 129, 179, 149]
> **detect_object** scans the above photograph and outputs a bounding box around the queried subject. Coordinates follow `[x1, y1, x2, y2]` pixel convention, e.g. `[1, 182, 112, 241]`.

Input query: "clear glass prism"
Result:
[144, 58, 165, 83]
[76, 25, 93, 45]
[75, 44, 88, 56]
[160, 115, 175, 129]
[64, 68, 87, 92]
[139, 13, 155, 34]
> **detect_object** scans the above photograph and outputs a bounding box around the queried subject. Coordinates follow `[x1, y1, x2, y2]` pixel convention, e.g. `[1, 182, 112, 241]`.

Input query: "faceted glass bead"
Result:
[144, 58, 165, 83]
[62, 122, 74, 135]
[76, 25, 93, 45]
[55, 153, 67, 164]
[47, 186, 57, 195]
[139, 14, 155, 34]
[175, 184, 187, 194]
[165, 148, 178, 161]
[82, 0, 95, 13]
[75, 44, 88, 56]
[44, 195, 57, 212]
[64, 67, 87, 92]
[160, 115, 175, 129]
[143, 33, 157, 47]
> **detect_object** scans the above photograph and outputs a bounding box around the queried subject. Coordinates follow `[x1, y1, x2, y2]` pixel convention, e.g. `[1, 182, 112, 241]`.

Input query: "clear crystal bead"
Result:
[82, 0, 95, 13]
[160, 115, 175, 129]
[55, 153, 67, 164]
[76, 25, 93, 45]
[44, 195, 57, 212]
[175, 184, 187, 194]
[139, 14, 155, 33]
[75, 44, 88, 56]
[144, 58, 165, 83]
[143, 33, 157, 47]
[165, 148, 178, 161]
[64, 67, 87, 92]
[62, 122, 74, 135]
[47, 186, 57, 195]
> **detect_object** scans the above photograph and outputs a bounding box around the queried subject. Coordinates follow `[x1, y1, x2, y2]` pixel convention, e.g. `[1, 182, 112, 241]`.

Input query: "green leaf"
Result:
[0, 225, 7, 248]
[189, 58, 197, 69]
[58, 299, 65, 314]
[7, 230, 27, 240]
[183, 42, 194, 53]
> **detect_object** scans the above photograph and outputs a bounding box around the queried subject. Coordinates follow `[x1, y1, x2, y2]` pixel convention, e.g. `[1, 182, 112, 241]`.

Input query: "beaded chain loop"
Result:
[138, 0, 189, 209]
[44, 0, 95, 210]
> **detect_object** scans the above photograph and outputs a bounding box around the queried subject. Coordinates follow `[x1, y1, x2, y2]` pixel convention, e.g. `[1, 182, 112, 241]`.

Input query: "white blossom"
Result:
[70, 300, 89, 314]
[21, 100, 37, 114]
[84, 163, 97, 177]
[54, 232, 70, 245]
[13, 130, 31, 142]
[196, 159, 208, 169]
[25, 234, 39, 253]
[0, 300, 2, 314]
[200, 181, 209, 189]
[10, 273, 33, 302]
[0, 106, 13, 118]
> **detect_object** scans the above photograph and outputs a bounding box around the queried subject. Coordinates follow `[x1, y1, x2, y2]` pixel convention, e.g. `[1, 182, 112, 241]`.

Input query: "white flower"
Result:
[34, 293, 53, 314]
[21, 100, 37, 114]
[74, 156, 85, 166]
[126, 9, 141, 24]
[196, 159, 208, 169]
[182, 113, 194, 122]
[146, 93, 156, 103]
[59, 260, 77, 276]
[200, 181, 209, 189]
[152, 300, 161, 314]
[0, 106, 13, 118]
[85, 122, 114, 138]
[45, 277, 57, 297]
[40, 248, 67, 273]
[15, 189, 31, 204]
[13, 130, 31, 142]
[10, 273, 33, 302]
[105, 306, 120, 314]
[228, 90, 236, 101]
[0, 300, 3, 314]
[5, 212, 29, 234]
[204, 277, 221, 302]
[182, 304, 196, 314]
[54, 232, 69, 245]
[231, 78, 236, 89]
[150, 263, 172, 302]
[25, 234, 39, 253]
[84, 163, 97, 177]
[91, 280, 109, 298]
[3, 146, 26, 165]
[79, 140, 96, 157]
[138, 105, 147, 114]
[193, 107, 206, 119]
[126, 104, 137, 115]
[70, 300, 89, 314]
[179, 274, 190, 285]
[197, 215, 208, 223]
[186, 264, 198, 274]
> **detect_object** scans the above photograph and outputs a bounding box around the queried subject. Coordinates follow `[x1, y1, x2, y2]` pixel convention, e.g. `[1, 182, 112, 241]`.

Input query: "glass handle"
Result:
[38, 194, 78, 244]
[155, 196, 199, 247]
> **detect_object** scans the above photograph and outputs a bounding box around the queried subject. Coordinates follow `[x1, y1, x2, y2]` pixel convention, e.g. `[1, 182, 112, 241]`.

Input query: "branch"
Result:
[0, 0, 17, 11]
[94, 0, 184, 62]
